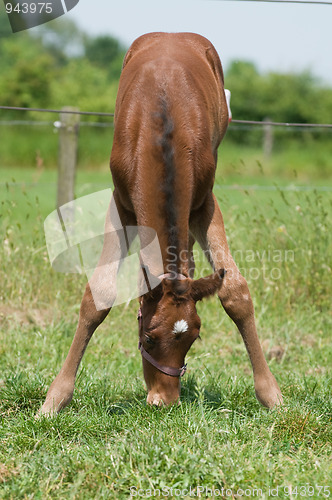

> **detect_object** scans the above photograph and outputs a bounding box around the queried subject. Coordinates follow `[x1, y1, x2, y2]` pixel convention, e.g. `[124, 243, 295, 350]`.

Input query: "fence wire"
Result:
[0, 105, 115, 117]
[0, 120, 113, 128]
[213, 0, 332, 5]
[1, 105, 330, 194]
[1, 105, 332, 129]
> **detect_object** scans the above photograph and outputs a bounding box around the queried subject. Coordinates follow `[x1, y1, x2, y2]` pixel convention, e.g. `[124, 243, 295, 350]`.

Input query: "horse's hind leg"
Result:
[188, 232, 196, 279]
[192, 193, 283, 409]
[37, 196, 136, 416]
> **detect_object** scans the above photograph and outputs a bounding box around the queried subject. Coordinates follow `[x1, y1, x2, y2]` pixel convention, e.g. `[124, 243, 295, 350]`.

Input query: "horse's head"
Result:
[138, 269, 225, 406]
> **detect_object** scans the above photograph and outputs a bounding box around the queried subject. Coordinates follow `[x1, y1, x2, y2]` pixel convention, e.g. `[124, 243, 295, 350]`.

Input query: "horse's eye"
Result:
[145, 334, 154, 345]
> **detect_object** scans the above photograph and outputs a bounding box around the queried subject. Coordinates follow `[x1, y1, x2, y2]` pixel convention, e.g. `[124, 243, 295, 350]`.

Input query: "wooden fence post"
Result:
[263, 117, 273, 159]
[57, 107, 79, 210]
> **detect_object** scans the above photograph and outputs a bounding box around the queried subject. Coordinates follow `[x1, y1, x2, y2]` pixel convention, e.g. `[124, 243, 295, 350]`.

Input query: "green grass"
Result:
[0, 121, 114, 170]
[0, 154, 331, 498]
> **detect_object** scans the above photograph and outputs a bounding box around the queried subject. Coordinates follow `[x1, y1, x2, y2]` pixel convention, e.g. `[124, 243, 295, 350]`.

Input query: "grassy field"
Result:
[0, 142, 331, 498]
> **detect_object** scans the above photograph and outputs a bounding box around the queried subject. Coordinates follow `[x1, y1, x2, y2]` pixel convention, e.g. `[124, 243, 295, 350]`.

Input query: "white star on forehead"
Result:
[173, 319, 188, 334]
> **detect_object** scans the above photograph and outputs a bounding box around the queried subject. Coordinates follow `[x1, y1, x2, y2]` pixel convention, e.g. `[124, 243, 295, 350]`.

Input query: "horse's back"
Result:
[114, 32, 227, 139]
[111, 32, 229, 214]
[121, 32, 223, 81]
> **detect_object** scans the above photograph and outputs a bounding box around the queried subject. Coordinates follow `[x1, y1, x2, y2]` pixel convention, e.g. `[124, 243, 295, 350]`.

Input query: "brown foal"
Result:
[39, 32, 282, 415]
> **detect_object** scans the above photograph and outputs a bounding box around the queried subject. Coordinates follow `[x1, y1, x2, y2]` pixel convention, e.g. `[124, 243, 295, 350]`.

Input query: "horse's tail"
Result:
[158, 96, 179, 271]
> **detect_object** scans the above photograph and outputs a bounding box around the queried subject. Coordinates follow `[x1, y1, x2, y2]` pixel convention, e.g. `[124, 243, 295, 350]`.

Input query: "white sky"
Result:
[63, 0, 332, 85]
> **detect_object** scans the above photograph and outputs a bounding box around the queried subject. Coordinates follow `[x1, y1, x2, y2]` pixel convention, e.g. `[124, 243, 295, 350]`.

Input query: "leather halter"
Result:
[138, 339, 187, 378]
[137, 272, 188, 378]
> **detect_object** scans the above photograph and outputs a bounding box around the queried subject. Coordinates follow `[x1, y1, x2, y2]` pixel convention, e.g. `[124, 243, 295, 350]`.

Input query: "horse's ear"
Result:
[190, 269, 225, 302]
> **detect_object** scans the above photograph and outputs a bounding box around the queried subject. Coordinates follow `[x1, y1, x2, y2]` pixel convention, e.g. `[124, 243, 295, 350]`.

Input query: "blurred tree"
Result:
[85, 35, 126, 80]
[49, 57, 118, 115]
[225, 61, 265, 121]
[32, 18, 86, 65]
[225, 61, 265, 144]
[262, 71, 319, 123]
[225, 60, 332, 145]
[1, 13, 331, 143]
[0, 11, 13, 39]
[0, 35, 55, 110]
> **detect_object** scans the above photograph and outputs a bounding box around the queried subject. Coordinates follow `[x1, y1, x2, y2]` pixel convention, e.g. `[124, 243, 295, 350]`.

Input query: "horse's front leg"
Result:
[37, 282, 111, 416]
[37, 197, 136, 416]
[192, 193, 283, 409]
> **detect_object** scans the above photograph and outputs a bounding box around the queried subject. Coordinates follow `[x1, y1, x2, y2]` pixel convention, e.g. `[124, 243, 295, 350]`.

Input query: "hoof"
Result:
[36, 378, 74, 418]
[254, 373, 283, 409]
